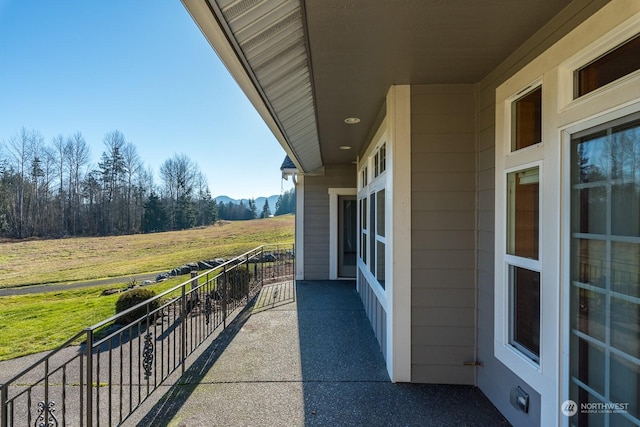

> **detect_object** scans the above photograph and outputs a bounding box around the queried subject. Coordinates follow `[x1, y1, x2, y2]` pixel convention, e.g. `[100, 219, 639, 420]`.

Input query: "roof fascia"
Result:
[181, 0, 307, 173]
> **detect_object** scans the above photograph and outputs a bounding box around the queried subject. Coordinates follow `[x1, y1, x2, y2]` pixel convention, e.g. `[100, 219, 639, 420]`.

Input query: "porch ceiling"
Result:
[183, 0, 572, 172]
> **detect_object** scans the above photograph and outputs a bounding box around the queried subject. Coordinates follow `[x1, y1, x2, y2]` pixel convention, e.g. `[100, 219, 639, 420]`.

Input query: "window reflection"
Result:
[570, 115, 640, 424]
[511, 87, 542, 151]
[507, 167, 539, 259]
[510, 266, 540, 360]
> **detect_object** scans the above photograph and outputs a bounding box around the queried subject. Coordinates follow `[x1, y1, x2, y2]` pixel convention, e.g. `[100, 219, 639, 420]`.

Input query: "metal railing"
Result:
[0, 244, 294, 427]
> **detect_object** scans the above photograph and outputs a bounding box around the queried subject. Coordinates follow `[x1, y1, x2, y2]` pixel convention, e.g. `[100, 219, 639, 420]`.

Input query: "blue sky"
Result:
[0, 0, 292, 199]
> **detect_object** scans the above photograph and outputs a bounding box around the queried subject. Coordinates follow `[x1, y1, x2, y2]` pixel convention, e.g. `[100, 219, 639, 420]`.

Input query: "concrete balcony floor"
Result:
[131, 280, 509, 427]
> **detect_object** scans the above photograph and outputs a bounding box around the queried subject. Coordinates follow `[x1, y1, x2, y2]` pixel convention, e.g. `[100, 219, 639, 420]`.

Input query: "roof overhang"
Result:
[183, 0, 587, 172]
[181, 0, 321, 174]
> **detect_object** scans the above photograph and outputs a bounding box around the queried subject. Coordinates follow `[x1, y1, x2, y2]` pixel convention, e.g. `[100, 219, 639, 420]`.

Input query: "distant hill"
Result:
[215, 195, 280, 214]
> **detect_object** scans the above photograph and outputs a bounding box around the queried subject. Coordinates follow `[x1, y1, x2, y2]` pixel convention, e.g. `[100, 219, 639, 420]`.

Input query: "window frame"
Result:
[495, 76, 551, 386]
[504, 162, 543, 364]
[506, 166, 540, 260]
[358, 141, 388, 290]
[561, 107, 640, 427]
[574, 33, 640, 99]
[558, 15, 640, 112]
[511, 86, 543, 152]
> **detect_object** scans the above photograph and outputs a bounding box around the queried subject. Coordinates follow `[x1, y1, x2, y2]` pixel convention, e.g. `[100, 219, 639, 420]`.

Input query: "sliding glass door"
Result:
[569, 114, 640, 426]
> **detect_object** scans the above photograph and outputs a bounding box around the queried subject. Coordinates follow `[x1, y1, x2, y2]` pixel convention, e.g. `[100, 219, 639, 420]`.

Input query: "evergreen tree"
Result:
[260, 200, 272, 218]
[143, 191, 167, 233]
[248, 198, 257, 219]
[175, 193, 197, 229]
[197, 189, 217, 226]
[275, 188, 295, 215]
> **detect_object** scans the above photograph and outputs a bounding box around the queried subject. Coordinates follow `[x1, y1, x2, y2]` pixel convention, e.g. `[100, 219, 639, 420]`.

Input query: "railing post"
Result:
[1, 384, 8, 427]
[85, 328, 93, 427]
[245, 254, 250, 302]
[190, 270, 198, 291]
[260, 246, 265, 285]
[222, 265, 227, 328]
[44, 359, 49, 426]
[181, 283, 187, 375]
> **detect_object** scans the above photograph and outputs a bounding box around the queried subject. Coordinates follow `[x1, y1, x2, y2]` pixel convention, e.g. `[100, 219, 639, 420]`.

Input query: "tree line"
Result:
[215, 188, 295, 222]
[0, 127, 295, 239]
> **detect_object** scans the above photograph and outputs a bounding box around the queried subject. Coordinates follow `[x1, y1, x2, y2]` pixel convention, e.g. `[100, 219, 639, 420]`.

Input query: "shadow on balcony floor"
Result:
[133, 280, 510, 427]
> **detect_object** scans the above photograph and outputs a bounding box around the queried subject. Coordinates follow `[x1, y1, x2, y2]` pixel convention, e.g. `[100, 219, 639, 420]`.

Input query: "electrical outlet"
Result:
[509, 386, 529, 413]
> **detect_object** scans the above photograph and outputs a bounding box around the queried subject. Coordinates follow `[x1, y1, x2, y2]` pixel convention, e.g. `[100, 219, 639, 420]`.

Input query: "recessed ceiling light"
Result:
[339, 145, 352, 150]
[344, 117, 360, 124]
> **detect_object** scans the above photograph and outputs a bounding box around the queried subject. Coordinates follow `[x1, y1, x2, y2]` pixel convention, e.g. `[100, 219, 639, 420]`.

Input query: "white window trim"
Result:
[496, 157, 547, 368]
[502, 78, 544, 159]
[496, 74, 560, 421]
[328, 187, 357, 280]
[358, 122, 388, 307]
[504, 161, 544, 365]
[557, 12, 640, 112]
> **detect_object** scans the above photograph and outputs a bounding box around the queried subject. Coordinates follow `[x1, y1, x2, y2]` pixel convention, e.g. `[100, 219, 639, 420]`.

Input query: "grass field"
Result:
[0, 278, 188, 361]
[0, 216, 294, 360]
[0, 215, 294, 288]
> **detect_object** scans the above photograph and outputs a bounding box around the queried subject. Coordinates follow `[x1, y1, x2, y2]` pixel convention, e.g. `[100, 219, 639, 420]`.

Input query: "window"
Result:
[510, 266, 540, 359]
[376, 190, 386, 286]
[374, 152, 379, 177]
[511, 86, 542, 151]
[498, 82, 544, 366]
[506, 166, 541, 362]
[362, 190, 386, 288]
[374, 144, 386, 178]
[359, 197, 367, 261]
[576, 34, 640, 98]
[358, 147, 387, 289]
[507, 167, 539, 259]
[376, 190, 385, 237]
[569, 114, 640, 425]
[360, 166, 368, 189]
[369, 193, 376, 276]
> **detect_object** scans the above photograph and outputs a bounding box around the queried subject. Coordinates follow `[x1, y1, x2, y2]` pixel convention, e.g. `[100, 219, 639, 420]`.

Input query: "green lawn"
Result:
[0, 278, 189, 361]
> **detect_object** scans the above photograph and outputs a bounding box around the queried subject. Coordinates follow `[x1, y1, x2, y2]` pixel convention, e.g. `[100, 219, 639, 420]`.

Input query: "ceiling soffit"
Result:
[194, 0, 584, 169]
[209, 0, 322, 172]
[304, 0, 574, 165]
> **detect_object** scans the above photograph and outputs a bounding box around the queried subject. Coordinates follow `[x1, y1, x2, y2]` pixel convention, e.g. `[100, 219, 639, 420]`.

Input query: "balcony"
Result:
[1, 249, 508, 426]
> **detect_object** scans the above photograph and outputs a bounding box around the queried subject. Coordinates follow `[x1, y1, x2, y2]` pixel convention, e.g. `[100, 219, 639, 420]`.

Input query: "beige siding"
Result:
[410, 84, 477, 385]
[303, 165, 356, 280]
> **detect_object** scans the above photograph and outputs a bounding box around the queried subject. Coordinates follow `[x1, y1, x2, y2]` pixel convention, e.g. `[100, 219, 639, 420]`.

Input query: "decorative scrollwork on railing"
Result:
[142, 332, 154, 380]
[205, 294, 212, 325]
[34, 400, 58, 427]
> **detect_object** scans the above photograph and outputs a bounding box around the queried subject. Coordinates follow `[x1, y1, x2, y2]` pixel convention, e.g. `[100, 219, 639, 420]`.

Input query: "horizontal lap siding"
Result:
[410, 84, 476, 385]
[303, 165, 356, 280]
